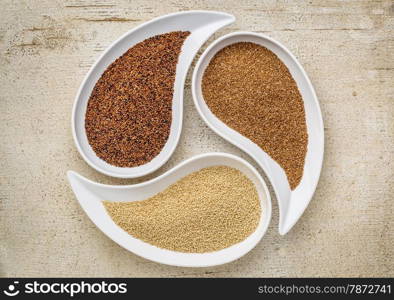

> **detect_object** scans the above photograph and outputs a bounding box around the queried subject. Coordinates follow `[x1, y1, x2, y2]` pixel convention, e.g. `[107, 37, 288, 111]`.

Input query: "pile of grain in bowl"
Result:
[202, 42, 308, 190]
[85, 31, 190, 167]
[103, 166, 261, 253]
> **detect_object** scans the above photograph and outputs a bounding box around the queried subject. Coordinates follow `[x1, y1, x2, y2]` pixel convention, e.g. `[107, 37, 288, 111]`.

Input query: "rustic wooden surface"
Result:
[1, 0, 393, 277]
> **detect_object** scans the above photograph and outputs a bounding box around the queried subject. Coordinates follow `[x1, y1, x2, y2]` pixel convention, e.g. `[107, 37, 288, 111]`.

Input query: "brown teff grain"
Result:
[85, 31, 190, 167]
[103, 166, 261, 253]
[202, 42, 308, 190]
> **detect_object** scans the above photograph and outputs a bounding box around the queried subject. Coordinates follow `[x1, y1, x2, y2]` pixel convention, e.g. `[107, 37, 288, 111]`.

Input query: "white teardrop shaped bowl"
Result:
[72, 11, 235, 178]
[67, 152, 272, 267]
[192, 32, 324, 235]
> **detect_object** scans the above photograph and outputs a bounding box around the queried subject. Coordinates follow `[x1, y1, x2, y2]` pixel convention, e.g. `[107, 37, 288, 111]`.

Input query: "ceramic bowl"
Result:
[72, 11, 235, 178]
[68, 152, 272, 267]
[192, 32, 324, 235]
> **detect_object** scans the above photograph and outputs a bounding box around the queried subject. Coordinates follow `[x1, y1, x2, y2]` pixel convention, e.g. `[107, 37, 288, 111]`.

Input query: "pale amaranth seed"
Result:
[103, 166, 261, 253]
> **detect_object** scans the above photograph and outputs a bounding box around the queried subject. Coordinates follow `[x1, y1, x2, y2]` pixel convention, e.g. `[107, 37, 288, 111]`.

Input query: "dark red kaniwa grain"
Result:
[85, 31, 190, 167]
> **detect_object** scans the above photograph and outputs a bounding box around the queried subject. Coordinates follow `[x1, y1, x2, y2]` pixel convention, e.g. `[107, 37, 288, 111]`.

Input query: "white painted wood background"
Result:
[1, 0, 393, 277]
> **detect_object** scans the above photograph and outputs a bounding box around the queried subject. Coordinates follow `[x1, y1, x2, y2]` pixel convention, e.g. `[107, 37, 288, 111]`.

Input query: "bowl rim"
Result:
[191, 31, 325, 235]
[68, 152, 272, 267]
[71, 11, 235, 179]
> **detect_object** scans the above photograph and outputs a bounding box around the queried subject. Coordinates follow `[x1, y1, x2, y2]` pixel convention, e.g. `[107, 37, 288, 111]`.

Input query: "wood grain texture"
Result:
[0, 0, 393, 277]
